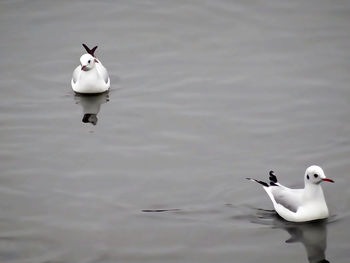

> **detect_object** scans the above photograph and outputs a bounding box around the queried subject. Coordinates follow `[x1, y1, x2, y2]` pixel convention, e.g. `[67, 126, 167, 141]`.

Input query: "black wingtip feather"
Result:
[82, 43, 98, 57]
[246, 178, 269, 187]
[269, 170, 278, 184]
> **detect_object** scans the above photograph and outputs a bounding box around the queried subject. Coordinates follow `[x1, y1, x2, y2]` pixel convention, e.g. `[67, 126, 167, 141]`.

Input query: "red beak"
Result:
[322, 178, 334, 183]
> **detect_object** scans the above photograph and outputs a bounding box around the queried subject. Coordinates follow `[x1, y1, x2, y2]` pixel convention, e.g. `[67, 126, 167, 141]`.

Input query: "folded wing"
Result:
[72, 65, 81, 84]
[95, 60, 110, 85]
[270, 187, 303, 213]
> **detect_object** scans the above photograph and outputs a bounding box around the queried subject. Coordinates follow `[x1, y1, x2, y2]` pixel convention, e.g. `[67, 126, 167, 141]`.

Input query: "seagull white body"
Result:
[247, 166, 334, 222]
[71, 45, 110, 94]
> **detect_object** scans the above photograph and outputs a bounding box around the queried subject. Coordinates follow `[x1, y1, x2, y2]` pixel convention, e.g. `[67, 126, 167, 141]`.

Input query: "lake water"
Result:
[1, 0, 350, 262]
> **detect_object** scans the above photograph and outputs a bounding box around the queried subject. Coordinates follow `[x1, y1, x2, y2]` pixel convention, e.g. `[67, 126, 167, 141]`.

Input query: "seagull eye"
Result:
[306, 175, 310, 180]
[88, 60, 91, 64]
[314, 174, 318, 178]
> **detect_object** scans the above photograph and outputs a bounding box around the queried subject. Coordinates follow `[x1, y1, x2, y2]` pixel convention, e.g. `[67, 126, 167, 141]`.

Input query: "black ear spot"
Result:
[314, 174, 318, 178]
[307, 175, 310, 180]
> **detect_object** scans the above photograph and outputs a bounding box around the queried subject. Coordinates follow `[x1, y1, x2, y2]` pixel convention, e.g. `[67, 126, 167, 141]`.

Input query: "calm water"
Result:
[1, 0, 350, 262]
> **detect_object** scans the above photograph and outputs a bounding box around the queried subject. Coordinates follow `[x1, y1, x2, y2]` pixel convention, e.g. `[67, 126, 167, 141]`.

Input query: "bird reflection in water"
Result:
[252, 209, 330, 263]
[74, 92, 109, 125]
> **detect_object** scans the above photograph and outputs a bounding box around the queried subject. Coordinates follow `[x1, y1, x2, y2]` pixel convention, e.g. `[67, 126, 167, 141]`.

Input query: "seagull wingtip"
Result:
[82, 43, 98, 57]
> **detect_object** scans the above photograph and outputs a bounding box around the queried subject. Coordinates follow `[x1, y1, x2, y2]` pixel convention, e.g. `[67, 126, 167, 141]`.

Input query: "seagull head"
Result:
[80, 54, 97, 71]
[305, 165, 334, 185]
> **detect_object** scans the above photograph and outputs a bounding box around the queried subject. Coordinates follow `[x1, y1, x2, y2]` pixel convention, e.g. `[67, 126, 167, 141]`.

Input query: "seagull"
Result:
[71, 44, 110, 94]
[247, 165, 334, 222]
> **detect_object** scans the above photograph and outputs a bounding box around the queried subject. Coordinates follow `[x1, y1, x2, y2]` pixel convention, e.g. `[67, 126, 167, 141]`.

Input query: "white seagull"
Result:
[71, 44, 110, 94]
[247, 165, 334, 222]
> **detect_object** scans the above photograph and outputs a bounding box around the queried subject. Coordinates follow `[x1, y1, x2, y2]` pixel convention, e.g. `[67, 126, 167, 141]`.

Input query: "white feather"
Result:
[71, 53, 110, 94]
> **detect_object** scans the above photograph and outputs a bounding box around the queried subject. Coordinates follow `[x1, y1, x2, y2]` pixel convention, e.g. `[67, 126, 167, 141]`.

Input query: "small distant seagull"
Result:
[247, 165, 334, 222]
[71, 44, 110, 94]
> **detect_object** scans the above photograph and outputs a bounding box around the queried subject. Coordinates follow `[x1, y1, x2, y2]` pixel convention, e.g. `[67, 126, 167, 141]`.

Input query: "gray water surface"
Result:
[1, 0, 350, 262]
